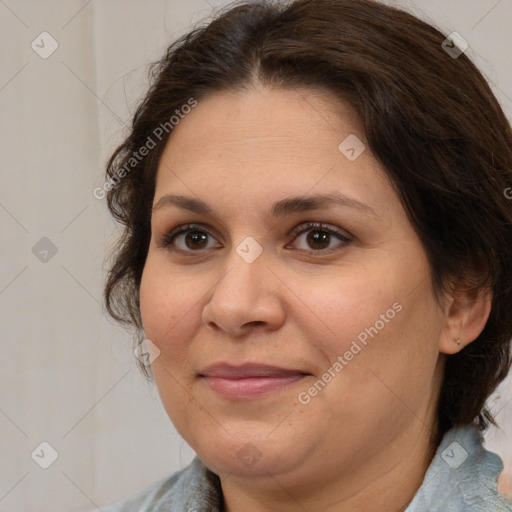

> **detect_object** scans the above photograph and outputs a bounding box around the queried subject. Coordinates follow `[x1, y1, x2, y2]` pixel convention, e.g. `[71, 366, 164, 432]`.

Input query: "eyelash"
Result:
[158, 222, 352, 255]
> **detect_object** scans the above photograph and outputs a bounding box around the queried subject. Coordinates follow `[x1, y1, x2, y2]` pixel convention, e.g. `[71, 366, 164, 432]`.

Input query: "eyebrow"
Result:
[152, 193, 379, 220]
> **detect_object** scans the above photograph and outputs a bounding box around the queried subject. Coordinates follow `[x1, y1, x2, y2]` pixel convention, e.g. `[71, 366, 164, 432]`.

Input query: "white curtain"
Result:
[0, 1, 510, 510]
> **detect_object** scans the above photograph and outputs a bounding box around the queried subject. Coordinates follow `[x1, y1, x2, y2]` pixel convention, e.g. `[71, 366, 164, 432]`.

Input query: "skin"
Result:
[139, 84, 492, 512]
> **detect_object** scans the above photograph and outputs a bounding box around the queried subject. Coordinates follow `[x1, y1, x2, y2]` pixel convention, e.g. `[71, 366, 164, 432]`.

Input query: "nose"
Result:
[201, 244, 286, 338]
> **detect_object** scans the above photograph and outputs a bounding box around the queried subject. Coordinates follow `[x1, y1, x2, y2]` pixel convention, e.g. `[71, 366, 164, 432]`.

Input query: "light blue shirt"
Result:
[100, 424, 512, 511]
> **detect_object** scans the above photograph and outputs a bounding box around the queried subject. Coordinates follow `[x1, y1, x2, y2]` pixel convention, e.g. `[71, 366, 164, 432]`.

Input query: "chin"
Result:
[189, 426, 303, 478]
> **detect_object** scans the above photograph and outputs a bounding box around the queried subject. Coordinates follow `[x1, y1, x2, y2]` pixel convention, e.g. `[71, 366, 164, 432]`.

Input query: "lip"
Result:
[199, 363, 310, 399]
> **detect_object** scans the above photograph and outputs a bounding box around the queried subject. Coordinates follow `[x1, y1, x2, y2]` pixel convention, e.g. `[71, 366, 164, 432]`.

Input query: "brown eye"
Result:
[182, 230, 209, 250]
[289, 222, 352, 253]
[160, 224, 219, 252]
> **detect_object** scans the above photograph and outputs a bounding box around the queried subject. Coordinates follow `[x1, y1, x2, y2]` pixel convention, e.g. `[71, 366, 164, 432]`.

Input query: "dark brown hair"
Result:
[103, 0, 512, 440]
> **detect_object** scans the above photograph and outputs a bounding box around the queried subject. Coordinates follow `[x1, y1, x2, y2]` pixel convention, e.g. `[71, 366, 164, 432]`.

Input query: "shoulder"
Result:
[98, 456, 222, 512]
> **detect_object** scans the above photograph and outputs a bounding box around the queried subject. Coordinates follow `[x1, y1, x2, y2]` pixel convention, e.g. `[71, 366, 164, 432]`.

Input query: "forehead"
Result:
[161, 85, 362, 156]
[154, 86, 397, 222]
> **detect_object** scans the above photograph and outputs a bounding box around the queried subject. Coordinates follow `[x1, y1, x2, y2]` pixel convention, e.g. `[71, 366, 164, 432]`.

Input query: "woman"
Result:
[99, 0, 512, 510]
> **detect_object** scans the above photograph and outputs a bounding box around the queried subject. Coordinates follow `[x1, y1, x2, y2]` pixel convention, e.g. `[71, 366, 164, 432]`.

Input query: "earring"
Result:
[456, 338, 462, 345]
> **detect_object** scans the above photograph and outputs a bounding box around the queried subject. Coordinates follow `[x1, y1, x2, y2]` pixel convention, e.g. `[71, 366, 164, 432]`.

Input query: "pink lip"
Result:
[199, 363, 309, 399]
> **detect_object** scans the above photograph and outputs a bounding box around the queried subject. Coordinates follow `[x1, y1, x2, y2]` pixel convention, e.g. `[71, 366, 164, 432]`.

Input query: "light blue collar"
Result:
[405, 423, 511, 511]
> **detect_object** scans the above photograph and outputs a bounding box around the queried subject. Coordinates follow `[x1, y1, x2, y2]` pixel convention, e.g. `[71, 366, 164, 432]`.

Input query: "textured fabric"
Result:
[100, 424, 512, 511]
[100, 456, 223, 511]
[405, 425, 512, 512]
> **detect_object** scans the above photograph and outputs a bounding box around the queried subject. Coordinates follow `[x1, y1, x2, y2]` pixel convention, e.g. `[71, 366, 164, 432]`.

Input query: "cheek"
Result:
[311, 257, 441, 384]
[310, 268, 400, 344]
[139, 259, 182, 347]
[139, 259, 207, 438]
[139, 256, 207, 368]
[139, 266, 164, 339]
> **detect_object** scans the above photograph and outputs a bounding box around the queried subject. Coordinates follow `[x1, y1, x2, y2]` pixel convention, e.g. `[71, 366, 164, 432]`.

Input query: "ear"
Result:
[439, 284, 493, 355]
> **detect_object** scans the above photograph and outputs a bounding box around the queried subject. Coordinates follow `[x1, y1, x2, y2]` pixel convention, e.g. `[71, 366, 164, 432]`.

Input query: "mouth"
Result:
[199, 363, 310, 399]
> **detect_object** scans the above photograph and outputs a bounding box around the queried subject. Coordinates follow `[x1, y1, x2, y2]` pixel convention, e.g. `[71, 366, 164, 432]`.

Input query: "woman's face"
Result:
[140, 85, 451, 490]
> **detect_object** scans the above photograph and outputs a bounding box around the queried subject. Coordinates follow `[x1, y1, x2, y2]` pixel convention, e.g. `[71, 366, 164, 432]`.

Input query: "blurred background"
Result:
[0, 1, 511, 510]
